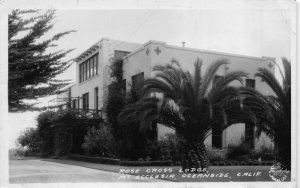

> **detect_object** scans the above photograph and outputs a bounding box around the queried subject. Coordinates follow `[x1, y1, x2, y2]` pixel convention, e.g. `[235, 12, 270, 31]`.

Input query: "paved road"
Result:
[40, 159, 292, 182]
[9, 158, 163, 183]
[10, 158, 291, 183]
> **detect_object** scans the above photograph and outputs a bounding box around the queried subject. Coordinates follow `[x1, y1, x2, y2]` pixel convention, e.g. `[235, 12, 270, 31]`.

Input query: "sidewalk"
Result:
[41, 158, 291, 182]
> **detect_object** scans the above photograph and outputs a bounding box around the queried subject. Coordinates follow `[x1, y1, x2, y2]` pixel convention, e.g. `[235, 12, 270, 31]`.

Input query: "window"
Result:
[72, 99, 77, 109]
[94, 87, 98, 110]
[82, 93, 89, 110]
[91, 58, 94, 77]
[87, 60, 90, 79]
[212, 125, 222, 149]
[79, 54, 99, 83]
[132, 72, 144, 96]
[246, 79, 255, 88]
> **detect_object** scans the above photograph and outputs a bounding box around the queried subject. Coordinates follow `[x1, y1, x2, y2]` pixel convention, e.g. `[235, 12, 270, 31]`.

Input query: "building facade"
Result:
[53, 38, 276, 154]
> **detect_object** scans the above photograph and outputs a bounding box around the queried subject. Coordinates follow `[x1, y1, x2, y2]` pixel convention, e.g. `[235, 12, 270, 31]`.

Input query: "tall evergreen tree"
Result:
[8, 9, 75, 111]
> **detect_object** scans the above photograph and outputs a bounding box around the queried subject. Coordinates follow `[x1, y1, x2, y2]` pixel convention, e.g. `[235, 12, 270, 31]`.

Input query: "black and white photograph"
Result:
[0, 0, 297, 187]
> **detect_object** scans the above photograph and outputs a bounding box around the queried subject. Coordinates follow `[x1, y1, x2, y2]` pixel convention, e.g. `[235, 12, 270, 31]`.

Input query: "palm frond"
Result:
[198, 59, 228, 101]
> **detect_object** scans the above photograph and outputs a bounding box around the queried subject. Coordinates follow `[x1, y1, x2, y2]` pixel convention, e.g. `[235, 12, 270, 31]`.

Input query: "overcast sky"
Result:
[46, 5, 295, 81]
[5, 0, 296, 148]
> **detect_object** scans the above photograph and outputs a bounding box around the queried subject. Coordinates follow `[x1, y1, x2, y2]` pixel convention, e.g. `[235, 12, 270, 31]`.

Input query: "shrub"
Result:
[82, 125, 117, 157]
[17, 127, 41, 152]
[117, 129, 158, 161]
[10, 147, 26, 159]
[254, 145, 275, 161]
[157, 134, 181, 162]
[207, 150, 224, 162]
[227, 142, 252, 161]
[36, 111, 56, 156]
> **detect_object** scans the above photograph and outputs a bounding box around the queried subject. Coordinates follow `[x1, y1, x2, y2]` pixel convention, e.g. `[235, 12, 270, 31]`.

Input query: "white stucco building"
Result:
[53, 38, 275, 153]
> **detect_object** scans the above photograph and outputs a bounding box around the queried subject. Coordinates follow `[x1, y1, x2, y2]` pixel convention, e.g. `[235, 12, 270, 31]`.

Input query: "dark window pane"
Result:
[88, 60, 91, 79]
[82, 93, 89, 110]
[246, 79, 255, 88]
[96, 55, 98, 75]
[72, 99, 77, 109]
[212, 125, 222, 149]
[94, 87, 98, 110]
[91, 58, 94, 77]
[132, 72, 144, 96]
[82, 63, 86, 81]
[79, 64, 82, 82]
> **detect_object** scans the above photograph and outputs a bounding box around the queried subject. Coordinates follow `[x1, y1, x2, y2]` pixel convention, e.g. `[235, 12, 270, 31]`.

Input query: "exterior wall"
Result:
[101, 39, 141, 108]
[55, 38, 275, 153]
[123, 43, 152, 93]
[58, 39, 141, 111]
[122, 40, 275, 151]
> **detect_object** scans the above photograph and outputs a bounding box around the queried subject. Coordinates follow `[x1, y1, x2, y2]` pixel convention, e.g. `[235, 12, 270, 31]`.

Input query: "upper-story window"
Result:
[246, 79, 255, 88]
[132, 72, 144, 96]
[79, 54, 99, 83]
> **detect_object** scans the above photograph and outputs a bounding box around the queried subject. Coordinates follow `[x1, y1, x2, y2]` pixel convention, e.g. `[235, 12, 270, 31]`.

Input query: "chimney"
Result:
[182, 42, 186, 47]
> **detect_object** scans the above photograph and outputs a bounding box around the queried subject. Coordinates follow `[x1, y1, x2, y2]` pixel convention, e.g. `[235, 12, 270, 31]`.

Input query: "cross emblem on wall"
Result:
[154, 47, 161, 55]
[146, 48, 150, 56]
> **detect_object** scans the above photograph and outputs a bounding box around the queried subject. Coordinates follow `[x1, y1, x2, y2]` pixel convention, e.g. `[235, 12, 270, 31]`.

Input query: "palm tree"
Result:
[118, 58, 247, 170]
[237, 58, 291, 169]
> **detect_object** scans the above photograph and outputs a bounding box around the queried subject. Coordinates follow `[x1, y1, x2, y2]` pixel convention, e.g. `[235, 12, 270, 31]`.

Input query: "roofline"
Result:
[56, 83, 76, 92]
[123, 40, 275, 62]
[74, 38, 110, 62]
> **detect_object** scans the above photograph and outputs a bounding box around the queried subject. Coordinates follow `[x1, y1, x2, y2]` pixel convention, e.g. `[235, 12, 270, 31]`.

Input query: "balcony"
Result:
[48, 97, 103, 120]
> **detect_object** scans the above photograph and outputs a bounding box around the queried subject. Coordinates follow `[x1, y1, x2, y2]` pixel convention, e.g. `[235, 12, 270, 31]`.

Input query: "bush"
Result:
[36, 111, 56, 156]
[254, 145, 275, 161]
[17, 127, 41, 152]
[207, 150, 224, 162]
[82, 125, 117, 157]
[10, 147, 26, 159]
[157, 134, 181, 162]
[227, 142, 252, 161]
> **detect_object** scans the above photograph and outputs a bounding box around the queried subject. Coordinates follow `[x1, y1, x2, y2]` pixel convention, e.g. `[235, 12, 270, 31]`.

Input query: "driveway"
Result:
[9, 158, 164, 183]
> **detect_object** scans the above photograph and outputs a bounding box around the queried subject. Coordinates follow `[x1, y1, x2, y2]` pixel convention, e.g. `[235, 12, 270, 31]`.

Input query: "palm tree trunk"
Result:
[180, 138, 209, 172]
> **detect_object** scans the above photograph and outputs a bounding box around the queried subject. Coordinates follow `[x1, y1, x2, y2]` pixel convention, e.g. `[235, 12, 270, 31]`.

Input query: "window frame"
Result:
[94, 87, 98, 110]
[79, 54, 99, 83]
[131, 72, 144, 96]
[212, 124, 222, 149]
[82, 92, 89, 110]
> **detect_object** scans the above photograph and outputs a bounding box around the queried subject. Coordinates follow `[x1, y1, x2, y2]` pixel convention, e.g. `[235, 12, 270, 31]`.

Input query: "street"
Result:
[9, 158, 162, 183]
[9, 158, 291, 183]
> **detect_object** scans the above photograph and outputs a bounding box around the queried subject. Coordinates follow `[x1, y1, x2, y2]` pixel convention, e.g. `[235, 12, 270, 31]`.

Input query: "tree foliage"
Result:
[8, 9, 75, 111]
[82, 126, 117, 157]
[237, 58, 291, 169]
[118, 59, 248, 141]
[17, 127, 41, 152]
[118, 58, 248, 169]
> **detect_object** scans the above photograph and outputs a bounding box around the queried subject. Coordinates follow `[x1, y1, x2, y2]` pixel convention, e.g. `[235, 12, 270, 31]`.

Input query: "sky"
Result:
[6, 1, 296, 148]
[51, 8, 294, 82]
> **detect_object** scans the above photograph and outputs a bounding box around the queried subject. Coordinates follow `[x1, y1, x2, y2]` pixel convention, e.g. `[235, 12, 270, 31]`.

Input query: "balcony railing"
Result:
[61, 108, 103, 119]
[48, 97, 103, 119]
